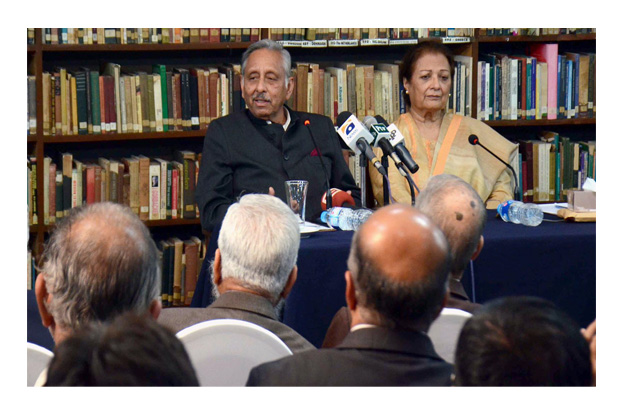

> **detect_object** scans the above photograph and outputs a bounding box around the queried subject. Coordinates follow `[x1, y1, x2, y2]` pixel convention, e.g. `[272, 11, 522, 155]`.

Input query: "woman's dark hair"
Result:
[399, 41, 456, 107]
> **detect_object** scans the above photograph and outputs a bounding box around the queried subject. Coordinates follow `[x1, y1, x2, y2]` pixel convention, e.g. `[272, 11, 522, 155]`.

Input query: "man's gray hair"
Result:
[241, 39, 292, 86]
[414, 174, 486, 275]
[41, 202, 161, 331]
[218, 194, 300, 302]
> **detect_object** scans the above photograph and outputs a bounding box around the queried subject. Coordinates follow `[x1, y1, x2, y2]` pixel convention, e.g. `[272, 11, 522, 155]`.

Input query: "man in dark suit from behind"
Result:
[158, 194, 314, 353]
[246, 204, 453, 386]
[323, 174, 486, 348]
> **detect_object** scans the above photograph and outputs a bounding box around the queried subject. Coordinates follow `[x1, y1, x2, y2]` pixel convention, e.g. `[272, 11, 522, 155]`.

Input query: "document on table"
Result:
[300, 221, 334, 234]
[538, 203, 596, 216]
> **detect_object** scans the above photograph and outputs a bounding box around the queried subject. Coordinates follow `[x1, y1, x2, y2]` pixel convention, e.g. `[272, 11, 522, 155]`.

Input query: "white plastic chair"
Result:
[176, 319, 292, 386]
[27, 342, 53, 386]
[427, 308, 473, 364]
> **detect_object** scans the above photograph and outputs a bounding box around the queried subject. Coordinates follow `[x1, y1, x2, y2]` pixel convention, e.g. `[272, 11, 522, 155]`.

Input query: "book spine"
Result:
[149, 163, 160, 220]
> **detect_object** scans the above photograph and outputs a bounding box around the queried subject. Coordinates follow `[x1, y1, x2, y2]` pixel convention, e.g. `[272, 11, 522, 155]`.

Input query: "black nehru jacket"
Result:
[195, 107, 361, 232]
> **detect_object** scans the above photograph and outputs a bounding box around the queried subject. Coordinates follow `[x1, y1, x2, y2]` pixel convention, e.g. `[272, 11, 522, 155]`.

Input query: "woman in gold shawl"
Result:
[371, 41, 517, 209]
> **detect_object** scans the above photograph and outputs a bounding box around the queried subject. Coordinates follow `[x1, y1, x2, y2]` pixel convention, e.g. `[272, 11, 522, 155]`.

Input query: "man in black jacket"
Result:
[246, 204, 453, 386]
[196, 39, 360, 233]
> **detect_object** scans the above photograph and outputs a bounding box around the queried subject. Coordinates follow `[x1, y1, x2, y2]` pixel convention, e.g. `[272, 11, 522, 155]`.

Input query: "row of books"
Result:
[284, 54, 472, 123]
[32, 54, 472, 137]
[28, 28, 596, 45]
[37, 63, 244, 136]
[476, 45, 596, 121]
[27, 150, 200, 226]
[477, 28, 595, 37]
[514, 132, 596, 203]
[158, 235, 206, 307]
[32, 28, 261, 45]
[268, 28, 474, 41]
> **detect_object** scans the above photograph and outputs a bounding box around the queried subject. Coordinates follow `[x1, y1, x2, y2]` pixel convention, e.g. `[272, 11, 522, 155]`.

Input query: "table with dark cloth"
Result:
[283, 210, 596, 348]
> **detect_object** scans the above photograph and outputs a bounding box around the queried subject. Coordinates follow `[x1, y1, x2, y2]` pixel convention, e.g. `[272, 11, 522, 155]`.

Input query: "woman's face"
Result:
[403, 52, 452, 114]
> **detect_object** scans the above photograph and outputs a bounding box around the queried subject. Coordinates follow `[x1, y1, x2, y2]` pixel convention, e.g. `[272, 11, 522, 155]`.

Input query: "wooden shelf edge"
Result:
[39, 42, 254, 53]
[477, 33, 595, 43]
[486, 118, 596, 127]
[35, 130, 206, 144]
[30, 218, 201, 234]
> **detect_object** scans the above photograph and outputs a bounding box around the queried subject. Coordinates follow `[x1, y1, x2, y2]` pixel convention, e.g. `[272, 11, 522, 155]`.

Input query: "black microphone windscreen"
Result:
[336, 111, 352, 127]
[375, 115, 389, 126]
[468, 134, 479, 145]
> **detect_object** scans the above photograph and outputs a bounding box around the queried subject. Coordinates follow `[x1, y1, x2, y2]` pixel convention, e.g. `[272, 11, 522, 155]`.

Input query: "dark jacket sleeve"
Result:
[195, 119, 233, 232]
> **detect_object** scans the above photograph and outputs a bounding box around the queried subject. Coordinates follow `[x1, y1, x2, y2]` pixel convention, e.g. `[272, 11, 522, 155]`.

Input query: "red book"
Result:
[94, 164, 102, 202]
[49, 162, 57, 222]
[209, 28, 220, 43]
[85, 164, 95, 204]
[183, 239, 199, 306]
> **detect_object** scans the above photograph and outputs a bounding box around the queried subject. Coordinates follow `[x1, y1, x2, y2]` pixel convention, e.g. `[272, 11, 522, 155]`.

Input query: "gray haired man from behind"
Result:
[158, 193, 314, 353]
[35, 202, 163, 346]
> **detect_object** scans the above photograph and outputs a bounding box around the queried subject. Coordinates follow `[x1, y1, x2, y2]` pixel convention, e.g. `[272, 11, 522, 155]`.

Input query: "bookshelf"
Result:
[27, 28, 596, 291]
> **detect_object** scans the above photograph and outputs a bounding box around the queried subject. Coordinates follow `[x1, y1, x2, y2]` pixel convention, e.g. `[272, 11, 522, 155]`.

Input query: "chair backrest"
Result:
[427, 308, 473, 364]
[27, 342, 54, 386]
[176, 318, 292, 386]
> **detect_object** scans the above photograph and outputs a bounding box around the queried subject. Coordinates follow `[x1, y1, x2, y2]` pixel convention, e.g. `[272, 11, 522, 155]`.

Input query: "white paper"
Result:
[300, 221, 333, 234]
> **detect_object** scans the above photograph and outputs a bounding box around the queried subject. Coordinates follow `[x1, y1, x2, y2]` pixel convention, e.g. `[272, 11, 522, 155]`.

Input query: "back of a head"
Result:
[45, 313, 199, 386]
[348, 204, 451, 331]
[454, 296, 592, 386]
[41, 202, 160, 332]
[415, 174, 486, 275]
[218, 194, 300, 301]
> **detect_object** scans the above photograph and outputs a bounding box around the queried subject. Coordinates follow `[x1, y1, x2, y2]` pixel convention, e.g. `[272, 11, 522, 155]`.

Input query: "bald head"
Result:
[347, 204, 451, 331]
[359, 204, 449, 284]
[415, 174, 486, 276]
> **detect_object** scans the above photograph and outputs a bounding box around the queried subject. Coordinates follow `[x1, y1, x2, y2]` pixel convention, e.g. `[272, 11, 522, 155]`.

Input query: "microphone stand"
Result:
[399, 164, 419, 206]
[359, 152, 367, 208]
[475, 142, 519, 201]
[381, 154, 390, 206]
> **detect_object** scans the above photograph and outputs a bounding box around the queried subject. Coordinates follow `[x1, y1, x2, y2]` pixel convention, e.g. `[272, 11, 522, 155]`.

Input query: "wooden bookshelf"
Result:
[27, 28, 596, 262]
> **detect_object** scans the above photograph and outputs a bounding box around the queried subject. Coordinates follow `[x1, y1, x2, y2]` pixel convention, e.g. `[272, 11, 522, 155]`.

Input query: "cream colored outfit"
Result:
[370, 113, 518, 209]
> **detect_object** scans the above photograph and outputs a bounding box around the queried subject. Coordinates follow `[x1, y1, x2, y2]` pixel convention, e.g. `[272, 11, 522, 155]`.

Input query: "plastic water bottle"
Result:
[497, 200, 543, 227]
[320, 207, 374, 231]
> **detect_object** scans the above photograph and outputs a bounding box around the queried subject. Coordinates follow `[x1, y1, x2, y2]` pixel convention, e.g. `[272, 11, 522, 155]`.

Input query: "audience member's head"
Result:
[45, 312, 199, 386]
[454, 296, 592, 386]
[346, 204, 451, 332]
[212, 194, 300, 311]
[415, 174, 486, 277]
[35, 202, 162, 344]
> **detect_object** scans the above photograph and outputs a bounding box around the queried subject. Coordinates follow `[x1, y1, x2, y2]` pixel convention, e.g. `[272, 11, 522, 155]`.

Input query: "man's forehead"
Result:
[245, 49, 284, 72]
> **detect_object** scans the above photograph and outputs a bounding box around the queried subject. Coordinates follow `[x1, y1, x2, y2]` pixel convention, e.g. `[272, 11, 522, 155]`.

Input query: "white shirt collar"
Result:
[265, 106, 291, 131]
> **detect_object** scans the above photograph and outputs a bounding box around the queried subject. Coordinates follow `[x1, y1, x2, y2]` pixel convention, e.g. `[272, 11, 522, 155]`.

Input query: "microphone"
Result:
[468, 134, 519, 199]
[336, 111, 387, 177]
[304, 119, 333, 209]
[363, 116, 406, 177]
[374, 115, 419, 174]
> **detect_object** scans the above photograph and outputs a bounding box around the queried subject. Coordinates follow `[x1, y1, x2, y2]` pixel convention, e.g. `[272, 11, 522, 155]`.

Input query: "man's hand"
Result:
[268, 187, 275, 196]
